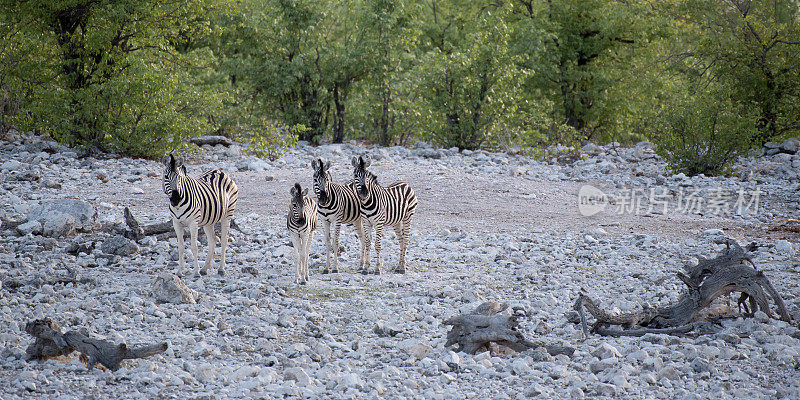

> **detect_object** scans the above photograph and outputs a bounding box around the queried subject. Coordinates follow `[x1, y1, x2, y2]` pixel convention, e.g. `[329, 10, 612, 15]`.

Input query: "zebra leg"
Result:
[361, 221, 372, 275]
[393, 223, 406, 274]
[219, 218, 230, 276]
[303, 230, 313, 283]
[202, 224, 216, 276]
[172, 219, 186, 276]
[290, 234, 302, 285]
[189, 222, 201, 276]
[321, 220, 332, 274]
[353, 219, 367, 273]
[373, 224, 384, 275]
[331, 221, 341, 273]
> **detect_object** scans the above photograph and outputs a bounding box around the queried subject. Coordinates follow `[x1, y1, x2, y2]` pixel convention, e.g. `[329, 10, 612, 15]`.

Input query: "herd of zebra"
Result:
[161, 154, 418, 284]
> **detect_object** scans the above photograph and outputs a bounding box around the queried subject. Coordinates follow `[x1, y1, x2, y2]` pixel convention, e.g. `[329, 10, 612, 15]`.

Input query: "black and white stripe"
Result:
[287, 183, 317, 284]
[162, 154, 238, 276]
[311, 158, 367, 274]
[352, 155, 418, 274]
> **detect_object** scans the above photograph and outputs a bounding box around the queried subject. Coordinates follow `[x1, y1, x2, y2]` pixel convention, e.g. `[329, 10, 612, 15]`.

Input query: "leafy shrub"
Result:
[653, 90, 759, 176]
[236, 123, 303, 161]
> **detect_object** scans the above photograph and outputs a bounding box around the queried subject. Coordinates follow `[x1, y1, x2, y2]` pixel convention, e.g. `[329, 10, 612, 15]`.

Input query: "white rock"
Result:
[592, 343, 622, 359]
[775, 240, 794, 254]
[284, 367, 311, 387]
[152, 274, 197, 304]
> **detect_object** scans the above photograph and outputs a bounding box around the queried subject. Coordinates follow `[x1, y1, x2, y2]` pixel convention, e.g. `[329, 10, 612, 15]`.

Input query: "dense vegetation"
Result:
[1, 0, 799, 175]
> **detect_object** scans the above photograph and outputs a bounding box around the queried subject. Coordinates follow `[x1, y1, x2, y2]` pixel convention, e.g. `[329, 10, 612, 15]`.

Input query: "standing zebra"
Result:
[287, 183, 317, 284]
[162, 154, 238, 277]
[352, 155, 417, 274]
[311, 159, 367, 274]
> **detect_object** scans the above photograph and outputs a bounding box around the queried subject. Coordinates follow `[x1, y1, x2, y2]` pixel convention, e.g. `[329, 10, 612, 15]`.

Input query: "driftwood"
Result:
[573, 240, 790, 338]
[445, 300, 574, 356]
[188, 135, 233, 147]
[25, 318, 168, 371]
[123, 206, 241, 240]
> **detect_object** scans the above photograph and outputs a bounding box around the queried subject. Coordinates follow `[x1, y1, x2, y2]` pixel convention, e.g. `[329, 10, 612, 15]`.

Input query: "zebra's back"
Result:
[363, 181, 416, 226]
[170, 169, 238, 226]
[318, 181, 361, 224]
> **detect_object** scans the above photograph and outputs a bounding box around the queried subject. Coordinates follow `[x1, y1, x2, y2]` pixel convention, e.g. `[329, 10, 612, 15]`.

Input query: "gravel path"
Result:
[0, 131, 799, 399]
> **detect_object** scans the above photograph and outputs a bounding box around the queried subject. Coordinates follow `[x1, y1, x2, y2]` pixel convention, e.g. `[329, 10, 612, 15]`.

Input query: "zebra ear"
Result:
[351, 156, 359, 168]
[311, 159, 319, 171]
[361, 155, 371, 168]
[323, 160, 331, 171]
[302, 188, 308, 196]
[162, 154, 171, 167]
[290, 185, 298, 197]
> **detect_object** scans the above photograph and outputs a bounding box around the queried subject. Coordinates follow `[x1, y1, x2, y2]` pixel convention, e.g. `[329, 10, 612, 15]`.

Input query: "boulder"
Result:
[42, 212, 76, 237]
[16, 220, 42, 236]
[27, 199, 97, 232]
[100, 235, 140, 256]
[152, 274, 197, 304]
[781, 138, 799, 154]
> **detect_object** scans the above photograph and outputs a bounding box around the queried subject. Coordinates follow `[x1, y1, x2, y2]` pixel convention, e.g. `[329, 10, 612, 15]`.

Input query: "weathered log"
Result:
[123, 206, 241, 241]
[573, 240, 790, 337]
[188, 135, 234, 147]
[24, 318, 168, 371]
[444, 300, 574, 356]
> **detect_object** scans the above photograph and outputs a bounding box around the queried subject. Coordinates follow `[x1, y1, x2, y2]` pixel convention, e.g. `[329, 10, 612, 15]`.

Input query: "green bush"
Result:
[653, 90, 759, 176]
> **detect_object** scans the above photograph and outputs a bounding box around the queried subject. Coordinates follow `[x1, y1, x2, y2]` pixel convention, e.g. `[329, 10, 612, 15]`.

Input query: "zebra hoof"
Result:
[218, 269, 225, 276]
[373, 269, 381, 275]
[322, 269, 330, 274]
[331, 268, 339, 274]
[393, 269, 406, 274]
[299, 280, 307, 286]
[199, 269, 208, 276]
[361, 269, 370, 275]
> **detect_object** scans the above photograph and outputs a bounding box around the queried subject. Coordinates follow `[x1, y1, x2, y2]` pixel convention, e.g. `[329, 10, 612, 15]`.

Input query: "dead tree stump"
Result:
[573, 240, 791, 337]
[444, 300, 574, 356]
[25, 318, 168, 371]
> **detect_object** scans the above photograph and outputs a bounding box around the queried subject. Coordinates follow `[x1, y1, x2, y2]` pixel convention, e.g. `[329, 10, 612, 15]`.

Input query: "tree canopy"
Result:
[1, 0, 798, 173]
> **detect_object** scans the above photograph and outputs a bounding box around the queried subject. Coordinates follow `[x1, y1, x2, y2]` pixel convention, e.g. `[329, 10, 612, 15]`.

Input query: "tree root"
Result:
[573, 240, 790, 337]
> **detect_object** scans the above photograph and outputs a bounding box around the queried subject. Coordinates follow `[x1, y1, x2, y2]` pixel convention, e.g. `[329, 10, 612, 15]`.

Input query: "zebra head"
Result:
[351, 155, 372, 200]
[311, 158, 332, 205]
[162, 154, 186, 206]
[289, 183, 308, 223]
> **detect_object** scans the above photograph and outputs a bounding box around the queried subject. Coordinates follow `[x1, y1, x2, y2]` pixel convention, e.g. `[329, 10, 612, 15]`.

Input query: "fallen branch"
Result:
[25, 318, 167, 371]
[444, 300, 574, 356]
[123, 207, 242, 240]
[573, 240, 790, 337]
[188, 135, 234, 147]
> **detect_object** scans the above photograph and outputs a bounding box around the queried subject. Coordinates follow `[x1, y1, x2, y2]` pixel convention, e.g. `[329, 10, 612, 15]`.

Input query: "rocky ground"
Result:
[0, 129, 799, 399]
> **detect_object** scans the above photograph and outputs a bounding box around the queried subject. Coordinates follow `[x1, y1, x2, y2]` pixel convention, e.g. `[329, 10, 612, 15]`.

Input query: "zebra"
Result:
[351, 155, 418, 274]
[287, 182, 317, 285]
[311, 158, 368, 274]
[162, 154, 238, 277]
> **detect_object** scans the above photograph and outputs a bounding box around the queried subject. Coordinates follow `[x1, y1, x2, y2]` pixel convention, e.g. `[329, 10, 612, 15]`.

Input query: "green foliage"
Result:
[1, 0, 799, 171]
[653, 87, 759, 176]
[0, 0, 232, 157]
[669, 0, 800, 144]
[238, 123, 303, 160]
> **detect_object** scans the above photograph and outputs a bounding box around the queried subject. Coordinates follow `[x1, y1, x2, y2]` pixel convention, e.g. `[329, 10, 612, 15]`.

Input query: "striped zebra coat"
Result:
[287, 183, 317, 284]
[311, 159, 367, 274]
[352, 156, 418, 274]
[162, 154, 238, 276]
